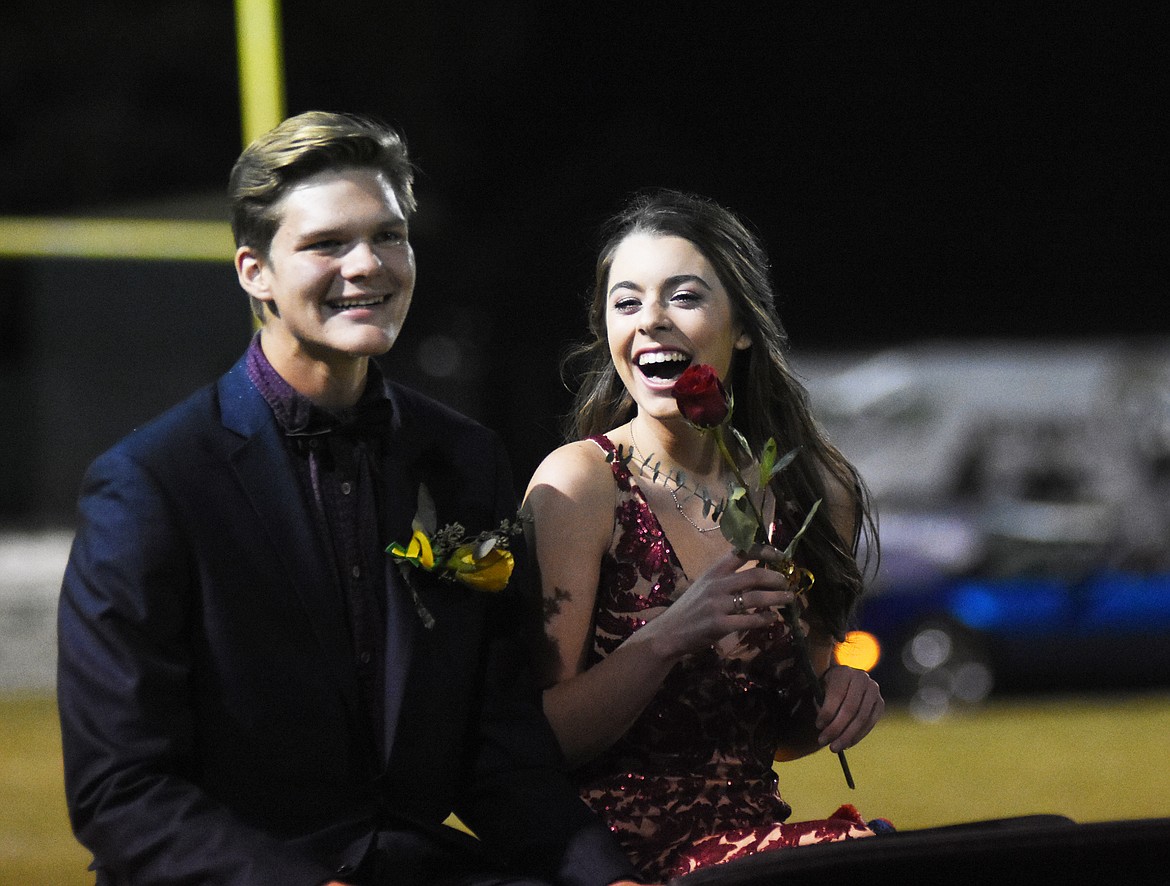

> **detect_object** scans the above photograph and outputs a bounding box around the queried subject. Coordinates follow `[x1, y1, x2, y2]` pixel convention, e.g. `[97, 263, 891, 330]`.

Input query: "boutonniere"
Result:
[386, 483, 526, 628]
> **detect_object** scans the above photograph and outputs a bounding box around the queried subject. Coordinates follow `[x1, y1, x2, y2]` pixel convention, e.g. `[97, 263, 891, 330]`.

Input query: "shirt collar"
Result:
[244, 333, 393, 437]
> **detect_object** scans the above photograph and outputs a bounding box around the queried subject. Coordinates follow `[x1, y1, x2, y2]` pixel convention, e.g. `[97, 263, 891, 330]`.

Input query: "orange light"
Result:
[835, 631, 881, 672]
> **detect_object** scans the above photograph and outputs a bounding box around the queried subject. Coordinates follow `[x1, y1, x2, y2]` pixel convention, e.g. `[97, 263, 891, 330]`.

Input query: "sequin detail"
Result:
[577, 435, 875, 880]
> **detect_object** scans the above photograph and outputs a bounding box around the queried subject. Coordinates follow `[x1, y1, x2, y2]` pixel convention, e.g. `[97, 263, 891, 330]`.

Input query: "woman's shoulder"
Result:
[523, 437, 622, 559]
[524, 433, 635, 530]
[527, 436, 617, 497]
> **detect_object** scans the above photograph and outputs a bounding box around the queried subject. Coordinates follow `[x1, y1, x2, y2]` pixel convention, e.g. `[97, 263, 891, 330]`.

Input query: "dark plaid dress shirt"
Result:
[246, 335, 393, 756]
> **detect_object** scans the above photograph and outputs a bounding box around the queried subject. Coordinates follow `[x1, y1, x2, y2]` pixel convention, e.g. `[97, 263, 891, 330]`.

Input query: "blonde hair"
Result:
[228, 111, 416, 319]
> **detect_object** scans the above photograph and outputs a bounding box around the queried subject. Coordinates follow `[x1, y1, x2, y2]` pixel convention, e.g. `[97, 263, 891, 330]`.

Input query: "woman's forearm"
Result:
[542, 622, 683, 768]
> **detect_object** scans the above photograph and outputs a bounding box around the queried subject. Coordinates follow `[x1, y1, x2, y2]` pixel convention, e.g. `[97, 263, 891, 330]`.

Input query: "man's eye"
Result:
[376, 230, 406, 244]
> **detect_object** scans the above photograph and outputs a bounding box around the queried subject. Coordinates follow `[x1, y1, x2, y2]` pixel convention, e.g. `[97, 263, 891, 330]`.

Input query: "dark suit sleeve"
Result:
[57, 448, 338, 886]
[454, 436, 639, 886]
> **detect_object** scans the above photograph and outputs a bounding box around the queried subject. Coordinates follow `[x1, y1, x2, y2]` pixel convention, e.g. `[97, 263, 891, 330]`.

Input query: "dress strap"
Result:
[587, 434, 634, 484]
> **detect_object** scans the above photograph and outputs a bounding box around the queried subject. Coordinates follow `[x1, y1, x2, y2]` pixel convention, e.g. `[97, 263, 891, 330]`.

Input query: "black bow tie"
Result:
[287, 398, 395, 453]
[331, 398, 395, 440]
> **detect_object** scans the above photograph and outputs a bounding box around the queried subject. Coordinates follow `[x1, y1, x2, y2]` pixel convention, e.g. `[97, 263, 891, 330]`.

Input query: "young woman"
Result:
[523, 190, 885, 880]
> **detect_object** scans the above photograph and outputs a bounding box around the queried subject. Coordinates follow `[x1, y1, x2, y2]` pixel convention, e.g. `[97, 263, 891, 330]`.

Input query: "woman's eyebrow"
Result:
[608, 273, 711, 297]
[663, 273, 712, 291]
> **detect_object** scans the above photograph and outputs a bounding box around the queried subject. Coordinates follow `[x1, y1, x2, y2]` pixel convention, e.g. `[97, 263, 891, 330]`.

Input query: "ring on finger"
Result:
[731, 592, 745, 614]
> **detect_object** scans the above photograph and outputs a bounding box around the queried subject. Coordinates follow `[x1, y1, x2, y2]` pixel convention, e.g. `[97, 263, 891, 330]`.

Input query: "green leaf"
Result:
[710, 498, 725, 521]
[768, 447, 799, 483]
[474, 535, 498, 559]
[729, 426, 752, 462]
[719, 488, 760, 551]
[781, 498, 821, 560]
[608, 444, 634, 468]
[759, 437, 778, 488]
[414, 483, 438, 535]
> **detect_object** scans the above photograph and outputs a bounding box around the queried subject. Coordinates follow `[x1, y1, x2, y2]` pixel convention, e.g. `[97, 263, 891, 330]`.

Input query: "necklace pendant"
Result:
[631, 420, 721, 535]
[669, 485, 720, 534]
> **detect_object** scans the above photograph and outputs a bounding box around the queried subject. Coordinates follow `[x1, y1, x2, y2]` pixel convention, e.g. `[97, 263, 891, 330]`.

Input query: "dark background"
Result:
[1, 2, 1165, 519]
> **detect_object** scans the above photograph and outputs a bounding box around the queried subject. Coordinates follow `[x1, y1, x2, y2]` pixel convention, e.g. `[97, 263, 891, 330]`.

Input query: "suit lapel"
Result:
[378, 384, 429, 765]
[217, 360, 359, 706]
[218, 357, 455, 769]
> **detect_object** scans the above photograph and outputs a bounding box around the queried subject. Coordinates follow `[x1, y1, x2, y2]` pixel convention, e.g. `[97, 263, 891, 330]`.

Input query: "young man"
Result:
[57, 111, 643, 886]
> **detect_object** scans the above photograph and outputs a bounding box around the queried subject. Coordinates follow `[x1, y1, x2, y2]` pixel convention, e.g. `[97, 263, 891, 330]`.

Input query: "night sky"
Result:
[2, 2, 1165, 484]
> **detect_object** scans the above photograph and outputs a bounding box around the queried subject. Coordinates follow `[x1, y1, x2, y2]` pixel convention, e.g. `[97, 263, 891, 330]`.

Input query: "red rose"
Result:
[673, 364, 731, 428]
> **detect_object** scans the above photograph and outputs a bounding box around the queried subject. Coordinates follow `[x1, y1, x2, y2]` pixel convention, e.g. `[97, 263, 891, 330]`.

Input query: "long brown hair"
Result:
[563, 189, 876, 638]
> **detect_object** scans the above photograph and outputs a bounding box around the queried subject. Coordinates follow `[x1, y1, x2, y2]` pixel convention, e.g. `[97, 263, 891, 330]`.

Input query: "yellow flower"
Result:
[389, 529, 435, 569]
[443, 545, 514, 593]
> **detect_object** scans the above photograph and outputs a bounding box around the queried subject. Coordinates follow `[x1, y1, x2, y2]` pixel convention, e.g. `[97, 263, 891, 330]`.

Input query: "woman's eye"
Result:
[671, 289, 701, 304]
[613, 297, 641, 312]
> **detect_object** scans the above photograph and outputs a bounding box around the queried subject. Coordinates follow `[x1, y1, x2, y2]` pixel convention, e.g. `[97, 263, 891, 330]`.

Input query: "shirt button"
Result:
[308, 439, 320, 449]
[358, 651, 372, 664]
[351, 565, 361, 579]
[340, 481, 353, 495]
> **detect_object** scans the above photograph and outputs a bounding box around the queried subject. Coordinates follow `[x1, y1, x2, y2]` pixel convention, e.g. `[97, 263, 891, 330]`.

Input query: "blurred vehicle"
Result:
[799, 339, 1170, 718]
[855, 511, 1170, 720]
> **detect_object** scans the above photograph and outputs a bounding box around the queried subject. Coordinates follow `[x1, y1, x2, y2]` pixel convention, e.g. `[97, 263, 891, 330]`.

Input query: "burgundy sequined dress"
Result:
[575, 435, 873, 880]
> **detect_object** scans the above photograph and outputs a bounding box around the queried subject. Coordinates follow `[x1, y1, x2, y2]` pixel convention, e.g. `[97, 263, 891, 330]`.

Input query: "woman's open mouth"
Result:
[637, 350, 691, 382]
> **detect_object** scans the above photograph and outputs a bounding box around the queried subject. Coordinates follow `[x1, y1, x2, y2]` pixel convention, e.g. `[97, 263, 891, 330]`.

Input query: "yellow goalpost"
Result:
[0, 0, 285, 264]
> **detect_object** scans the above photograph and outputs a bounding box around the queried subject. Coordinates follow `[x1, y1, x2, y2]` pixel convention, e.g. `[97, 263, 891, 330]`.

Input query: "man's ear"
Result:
[235, 246, 271, 302]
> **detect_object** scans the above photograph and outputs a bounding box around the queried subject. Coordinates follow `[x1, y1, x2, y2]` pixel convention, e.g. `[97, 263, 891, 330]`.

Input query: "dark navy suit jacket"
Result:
[57, 353, 635, 886]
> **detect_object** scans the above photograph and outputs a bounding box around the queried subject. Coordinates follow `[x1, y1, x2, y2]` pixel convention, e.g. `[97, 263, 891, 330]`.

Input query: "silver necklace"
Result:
[629, 422, 721, 534]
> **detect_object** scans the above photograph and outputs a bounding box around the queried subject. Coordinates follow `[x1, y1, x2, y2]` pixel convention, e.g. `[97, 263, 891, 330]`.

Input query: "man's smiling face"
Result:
[236, 166, 417, 377]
